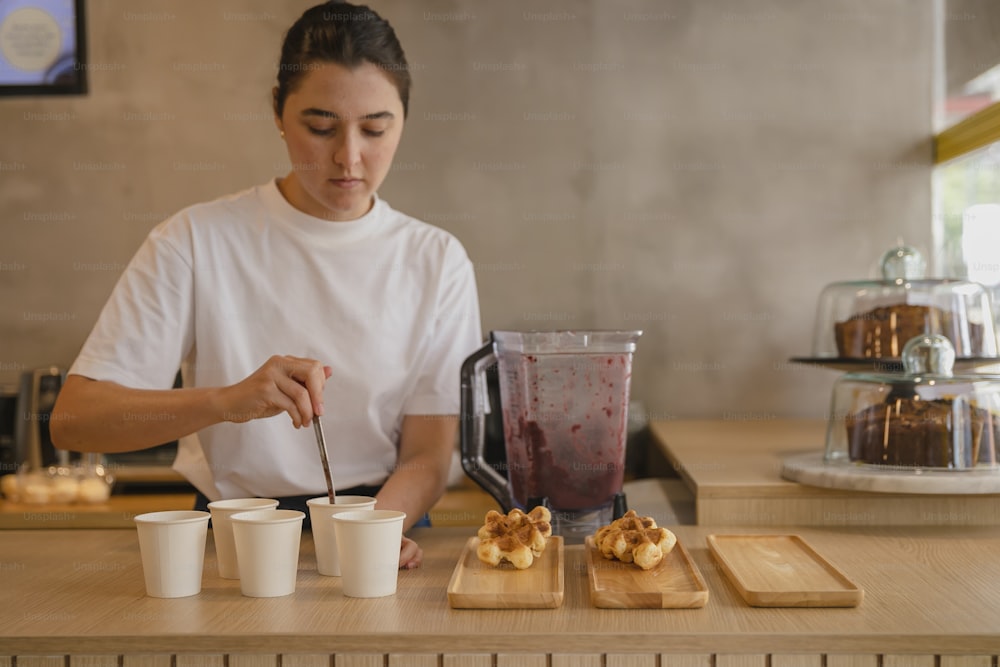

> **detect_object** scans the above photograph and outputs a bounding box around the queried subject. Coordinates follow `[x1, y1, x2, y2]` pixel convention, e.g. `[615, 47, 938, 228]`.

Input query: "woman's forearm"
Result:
[49, 375, 226, 453]
[376, 457, 450, 532]
[50, 357, 331, 454]
[376, 414, 457, 532]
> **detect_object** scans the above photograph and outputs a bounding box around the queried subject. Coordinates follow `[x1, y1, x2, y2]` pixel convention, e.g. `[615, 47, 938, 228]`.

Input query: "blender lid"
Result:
[491, 330, 642, 354]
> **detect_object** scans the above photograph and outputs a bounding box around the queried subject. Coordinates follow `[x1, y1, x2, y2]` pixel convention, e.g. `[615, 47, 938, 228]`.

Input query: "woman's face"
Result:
[275, 61, 405, 221]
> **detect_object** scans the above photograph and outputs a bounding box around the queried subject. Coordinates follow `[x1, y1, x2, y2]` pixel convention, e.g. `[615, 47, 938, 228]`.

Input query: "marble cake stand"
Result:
[782, 452, 1000, 494]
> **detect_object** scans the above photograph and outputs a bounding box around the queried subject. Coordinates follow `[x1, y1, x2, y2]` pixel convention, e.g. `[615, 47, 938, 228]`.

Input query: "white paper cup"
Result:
[331, 509, 406, 598]
[307, 495, 377, 576]
[134, 510, 211, 598]
[230, 509, 304, 597]
[207, 498, 279, 579]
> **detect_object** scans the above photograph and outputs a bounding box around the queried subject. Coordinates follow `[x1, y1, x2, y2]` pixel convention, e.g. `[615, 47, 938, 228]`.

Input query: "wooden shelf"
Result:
[0, 493, 197, 528]
[649, 419, 1000, 527]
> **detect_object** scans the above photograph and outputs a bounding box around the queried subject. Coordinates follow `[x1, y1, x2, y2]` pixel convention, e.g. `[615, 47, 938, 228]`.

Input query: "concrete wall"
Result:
[0, 0, 935, 421]
[944, 0, 1000, 95]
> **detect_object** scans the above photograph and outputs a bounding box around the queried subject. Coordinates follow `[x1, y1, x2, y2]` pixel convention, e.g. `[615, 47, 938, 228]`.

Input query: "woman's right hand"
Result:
[220, 355, 332, 428]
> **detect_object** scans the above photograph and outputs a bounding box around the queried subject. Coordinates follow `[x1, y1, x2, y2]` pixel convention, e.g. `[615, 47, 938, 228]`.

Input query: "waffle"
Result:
[476, 506, 553, 569]
[593, 510, 677, 570]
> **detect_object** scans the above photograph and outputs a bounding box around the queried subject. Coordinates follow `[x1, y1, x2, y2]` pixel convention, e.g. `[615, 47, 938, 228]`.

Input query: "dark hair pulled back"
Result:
[274, 2, 411, 118]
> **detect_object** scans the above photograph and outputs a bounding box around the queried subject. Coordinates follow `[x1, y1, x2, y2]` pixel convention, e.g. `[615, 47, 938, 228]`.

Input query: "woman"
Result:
[50, 1, 483, 569]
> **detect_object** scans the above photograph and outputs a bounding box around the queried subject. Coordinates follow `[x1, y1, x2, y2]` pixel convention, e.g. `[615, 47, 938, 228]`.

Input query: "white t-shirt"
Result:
[70, 180, 483, 500]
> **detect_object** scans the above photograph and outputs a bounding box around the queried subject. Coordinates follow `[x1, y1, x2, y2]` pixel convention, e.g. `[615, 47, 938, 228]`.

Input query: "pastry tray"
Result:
[584, 536, 708, 608]
[707, 534, 862, 607]
[446, 536, 564, 609]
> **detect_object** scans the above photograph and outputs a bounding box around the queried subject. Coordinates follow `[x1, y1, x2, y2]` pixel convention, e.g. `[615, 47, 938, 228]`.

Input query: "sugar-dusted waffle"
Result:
[593, 509, 677, 570]
[476, 506, 553, 569]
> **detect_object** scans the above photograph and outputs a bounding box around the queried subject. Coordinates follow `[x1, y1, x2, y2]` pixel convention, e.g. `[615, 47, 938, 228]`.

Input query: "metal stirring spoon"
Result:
[313, 415, 336, 503]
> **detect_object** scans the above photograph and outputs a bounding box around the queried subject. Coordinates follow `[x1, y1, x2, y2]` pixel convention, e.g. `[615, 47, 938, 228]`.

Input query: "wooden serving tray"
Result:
[707, 534, 863, 607]
[446, 536, 564, 609]
[585, 536, 709, 608]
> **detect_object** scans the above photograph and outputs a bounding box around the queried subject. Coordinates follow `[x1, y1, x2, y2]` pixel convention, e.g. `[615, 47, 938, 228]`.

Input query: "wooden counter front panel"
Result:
[6, 655, 992, 666]
[7, 657, 988, 667]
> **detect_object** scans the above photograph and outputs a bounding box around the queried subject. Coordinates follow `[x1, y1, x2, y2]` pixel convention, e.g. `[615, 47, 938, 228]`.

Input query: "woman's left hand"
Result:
[399, 536, 422, 569]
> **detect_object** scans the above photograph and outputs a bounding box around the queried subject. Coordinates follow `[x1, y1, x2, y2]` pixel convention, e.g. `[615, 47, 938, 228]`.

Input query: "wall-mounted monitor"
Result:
[0, 0, 86, 96]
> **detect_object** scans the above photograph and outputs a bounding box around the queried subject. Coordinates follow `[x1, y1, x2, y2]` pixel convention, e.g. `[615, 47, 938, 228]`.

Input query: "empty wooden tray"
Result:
[707, 534, 863, 608]
[585, 536, 709, 608]
[447, 536, 564, 609]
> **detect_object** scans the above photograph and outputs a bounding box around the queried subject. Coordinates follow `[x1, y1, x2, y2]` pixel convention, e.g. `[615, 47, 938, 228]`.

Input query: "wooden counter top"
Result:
[649, 419, 829, 497]
[650, 419, 1000, 526]
[3, 525, 1000, 660]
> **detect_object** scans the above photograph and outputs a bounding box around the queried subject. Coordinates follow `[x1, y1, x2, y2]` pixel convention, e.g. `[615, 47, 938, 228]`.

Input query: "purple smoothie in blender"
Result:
[502, 354, 632, 510]
[493, 331, 641, 540]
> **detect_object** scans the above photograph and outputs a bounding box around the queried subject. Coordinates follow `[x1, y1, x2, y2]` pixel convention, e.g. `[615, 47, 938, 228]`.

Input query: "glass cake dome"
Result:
[809, 245, 999, 362]
[824, 335, 1000, 470]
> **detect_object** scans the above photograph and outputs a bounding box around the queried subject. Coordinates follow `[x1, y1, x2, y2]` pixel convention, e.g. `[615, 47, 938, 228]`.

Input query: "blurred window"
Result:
[934, 1, 1000, 318]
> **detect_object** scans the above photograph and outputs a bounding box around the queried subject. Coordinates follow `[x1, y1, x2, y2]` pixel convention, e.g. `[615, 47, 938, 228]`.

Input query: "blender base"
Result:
[532, 493, 629, 545]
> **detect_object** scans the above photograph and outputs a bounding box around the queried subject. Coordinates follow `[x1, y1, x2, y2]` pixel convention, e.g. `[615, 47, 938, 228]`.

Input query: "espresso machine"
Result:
[460, 330, 642, 542]
[15, 366, 67, 470]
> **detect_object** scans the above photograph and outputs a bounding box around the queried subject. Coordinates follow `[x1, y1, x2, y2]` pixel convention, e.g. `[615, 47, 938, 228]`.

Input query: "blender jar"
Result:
[461, 330, 641, 542]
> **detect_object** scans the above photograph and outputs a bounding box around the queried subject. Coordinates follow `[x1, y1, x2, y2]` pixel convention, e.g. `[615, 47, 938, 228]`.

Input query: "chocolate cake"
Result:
[834, 304, 936, 359]
[834, 304, 984, 358]
[845, 398, 998, 467]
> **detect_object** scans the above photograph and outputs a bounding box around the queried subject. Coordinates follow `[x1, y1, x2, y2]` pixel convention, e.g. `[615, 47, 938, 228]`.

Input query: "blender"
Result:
[460, 330, 642, 542]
